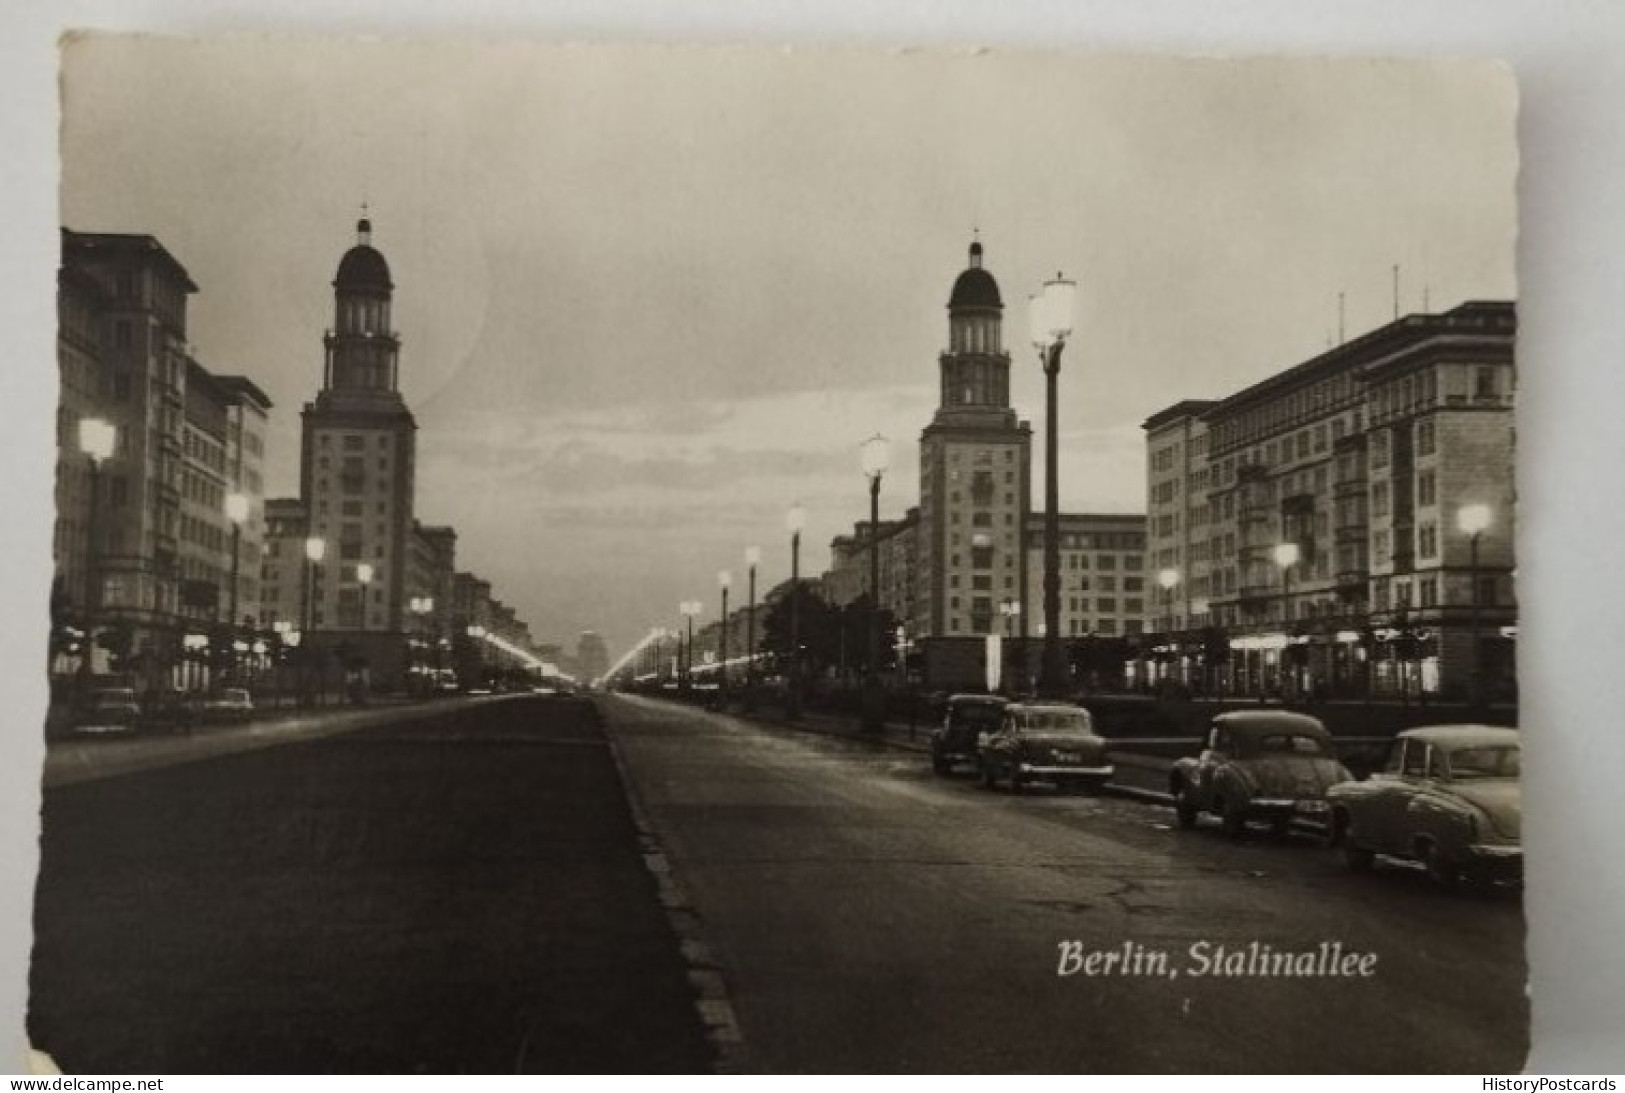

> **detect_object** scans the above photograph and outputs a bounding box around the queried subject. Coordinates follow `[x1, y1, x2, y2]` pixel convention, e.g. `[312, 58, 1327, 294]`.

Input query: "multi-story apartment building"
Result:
[1143, 300, 1517, 700]
[259, 498, 310, 632]
[1142, 401, 1218, 634]
[1020, 513, 1149, 640]
[216, 374, 272, 628]
[52, 257, 110, 659]
[55, 230, 273, 689]
[56, 231, 194, 680]
[176, 362, 272, 638]
[406, 522, 458, 638]
[823, 510, 919, 623]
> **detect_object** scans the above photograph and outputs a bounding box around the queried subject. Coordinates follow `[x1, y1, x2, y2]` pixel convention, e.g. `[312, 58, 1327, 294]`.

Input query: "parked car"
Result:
[72, 686, 141, 737]
[140, 689, 198, 735]
[191, 687, 254, 724]
[1326, 724, 1521, 886]
[1170, 710, 1349, 837]
[929, 694, 1009, 775]
[978, 702, 1113, 793]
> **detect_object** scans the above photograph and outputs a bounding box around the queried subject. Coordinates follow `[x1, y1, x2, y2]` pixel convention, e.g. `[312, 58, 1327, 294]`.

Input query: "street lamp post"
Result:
[1157, 567, 1181, 688]
[1030, 274, 1078, 699]
[745, 545, 761, 708]
[680, 600, 700, 694]
[355, 562, 374, 629]
[786, 502, 806, 720]
[999, 598, 1021, 694]
[718, 571, 732, 704]
[76, 418, 116, 695]
[1273, 542, 1301, 700]
[1458, 503, 1493, 709]
[860, 434, 891, 733]
[224, 492, 249, 680]
[303, 536, 326, 705]
[352, 562, 374, 703]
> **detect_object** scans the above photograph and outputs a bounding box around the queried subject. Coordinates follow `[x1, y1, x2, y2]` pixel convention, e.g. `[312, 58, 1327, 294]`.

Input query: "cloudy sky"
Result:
[60, 37, 1516, 659]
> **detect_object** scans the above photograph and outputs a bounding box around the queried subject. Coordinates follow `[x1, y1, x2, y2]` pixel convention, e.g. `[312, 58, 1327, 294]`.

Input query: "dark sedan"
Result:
[1170, 710, 1349, 837]
[978, 702, 1113, 793]
[929, 694, 1009, 776]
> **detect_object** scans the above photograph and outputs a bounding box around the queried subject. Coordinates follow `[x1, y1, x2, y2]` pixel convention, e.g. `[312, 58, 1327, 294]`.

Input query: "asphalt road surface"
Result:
[604, 694, 1528, 1074]
[29, 696, 712, 1074]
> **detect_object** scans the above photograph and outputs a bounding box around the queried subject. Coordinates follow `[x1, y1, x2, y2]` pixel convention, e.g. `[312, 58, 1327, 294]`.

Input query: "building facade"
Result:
[298, 217, 419, 685]
[1019, 513, 1149, 641]
[916, 240, 1034, 684]
[258, 498, 309, 633]
[1143, 301, 1517, 700]
[55, 230, 273, 691]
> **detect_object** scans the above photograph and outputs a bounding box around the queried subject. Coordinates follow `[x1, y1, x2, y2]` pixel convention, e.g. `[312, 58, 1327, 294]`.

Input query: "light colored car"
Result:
[193, 687, 254, 723]
[978, 702, 1113, 793]
[1171, 711, 1349, 838]
[1327, 724, 1521, 886]
[73, 686, 141, 736]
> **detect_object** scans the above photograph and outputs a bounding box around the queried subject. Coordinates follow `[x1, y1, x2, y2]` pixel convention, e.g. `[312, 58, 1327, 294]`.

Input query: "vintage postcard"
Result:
[32, 36, 1522, 1073]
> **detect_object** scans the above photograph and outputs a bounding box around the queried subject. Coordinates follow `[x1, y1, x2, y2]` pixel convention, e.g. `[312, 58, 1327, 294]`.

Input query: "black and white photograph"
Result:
[20, 32, 1538, 1074]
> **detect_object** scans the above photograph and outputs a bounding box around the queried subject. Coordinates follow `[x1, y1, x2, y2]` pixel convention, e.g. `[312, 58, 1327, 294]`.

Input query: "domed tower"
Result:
[323, 215, 401, 397]
[941, 239, 1012, 410]
[917, 238, 1033, 683]
[299, 213, 419, 686]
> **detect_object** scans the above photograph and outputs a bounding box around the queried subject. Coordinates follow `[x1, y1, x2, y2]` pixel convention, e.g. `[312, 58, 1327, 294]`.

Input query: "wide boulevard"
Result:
[30, 694, 1527, 1073]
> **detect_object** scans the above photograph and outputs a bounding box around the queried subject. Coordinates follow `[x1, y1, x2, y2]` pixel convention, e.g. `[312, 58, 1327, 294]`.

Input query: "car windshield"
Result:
[950, 705, 1004, 729]
[1019, 712, 1092, 734]
[1237, 732, 1330, 758]
[1444, 744, 1520, 780]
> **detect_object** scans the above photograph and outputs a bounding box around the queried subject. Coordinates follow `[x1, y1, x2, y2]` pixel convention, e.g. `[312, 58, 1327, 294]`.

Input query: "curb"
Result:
[599, 711, 748, 1074]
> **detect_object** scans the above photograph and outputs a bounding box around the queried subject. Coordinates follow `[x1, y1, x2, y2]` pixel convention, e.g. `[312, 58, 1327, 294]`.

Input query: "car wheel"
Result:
[978, 761, 996, 790]
[1219, 797, 1247, 839]
[931, 756, 951, 777]
[1270, 815, 1293, 840]
[1008, 767, 1025, 795]
[1174, 787, 1199, 829]
[1421, 841, 1459, 889]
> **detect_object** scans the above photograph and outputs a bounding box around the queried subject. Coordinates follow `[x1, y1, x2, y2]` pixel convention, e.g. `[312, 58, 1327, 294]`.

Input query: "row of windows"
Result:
[320, 432, 393, 450]
[317, 455, 393, 472]
[945, 614, 1143, 637]
[315, 476, 394, 496]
